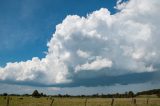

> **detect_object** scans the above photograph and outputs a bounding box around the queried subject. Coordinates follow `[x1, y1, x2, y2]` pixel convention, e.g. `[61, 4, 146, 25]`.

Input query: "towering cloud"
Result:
[0, 0, 160, 86]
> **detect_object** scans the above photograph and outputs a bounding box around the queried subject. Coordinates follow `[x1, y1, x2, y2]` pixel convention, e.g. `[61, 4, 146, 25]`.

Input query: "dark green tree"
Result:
[128, 91, 134, 98]
[32, 90, 40, 98]
[3, 93, 8, 96]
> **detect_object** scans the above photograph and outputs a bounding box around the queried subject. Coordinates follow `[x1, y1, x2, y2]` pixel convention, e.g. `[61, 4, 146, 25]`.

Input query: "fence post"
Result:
[131, 98, 133, 104]
[85, 98, 87, 106]
[133, 98, 136, 105]
[50, 98, 54, 106]
[146, 98, 149, 104]
[111, 98, 114, 106]
[6, 96, 10, 106]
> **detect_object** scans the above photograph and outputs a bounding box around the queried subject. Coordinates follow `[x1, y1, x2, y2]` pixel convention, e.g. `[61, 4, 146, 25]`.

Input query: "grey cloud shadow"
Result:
[58, 71, 159, 87]
[0, 71, 159, 87]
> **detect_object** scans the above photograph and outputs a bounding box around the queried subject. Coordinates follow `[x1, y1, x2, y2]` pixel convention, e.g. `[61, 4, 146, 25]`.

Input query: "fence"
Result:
[0, 96, 159, 106]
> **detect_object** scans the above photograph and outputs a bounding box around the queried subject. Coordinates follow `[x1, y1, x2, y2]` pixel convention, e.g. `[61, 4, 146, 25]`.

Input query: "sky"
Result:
[0, 0, 117, 66]
[0, 0, 160, 95]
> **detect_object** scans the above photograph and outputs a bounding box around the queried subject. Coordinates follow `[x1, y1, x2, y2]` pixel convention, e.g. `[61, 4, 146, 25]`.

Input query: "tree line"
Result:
[1, 89, 160, 98]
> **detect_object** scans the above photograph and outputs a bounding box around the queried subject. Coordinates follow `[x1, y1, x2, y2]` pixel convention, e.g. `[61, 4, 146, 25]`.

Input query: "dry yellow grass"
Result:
[0, 96, 160, 106]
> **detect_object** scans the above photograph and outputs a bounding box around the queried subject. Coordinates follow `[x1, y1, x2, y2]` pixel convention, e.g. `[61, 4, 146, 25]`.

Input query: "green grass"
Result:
[0, 96, 160, 106]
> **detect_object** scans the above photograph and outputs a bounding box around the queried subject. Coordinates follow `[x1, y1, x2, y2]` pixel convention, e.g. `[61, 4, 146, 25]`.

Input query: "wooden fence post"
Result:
[111, 98, 114, 106]
[131, 98, 133, 104]
[6, 96, 10, 106]
[146, 98, 149, 104]
[85, 98, 88, 106]
[133, 98, 136, 105]
[50, 98, 54, 106]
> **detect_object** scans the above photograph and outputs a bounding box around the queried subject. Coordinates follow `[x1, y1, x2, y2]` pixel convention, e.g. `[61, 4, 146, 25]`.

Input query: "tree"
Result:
[32, 90, 40, 97]
[40, 93, 43, 97]
[128, 91, 134, 98]
[3, 93, 8, 96]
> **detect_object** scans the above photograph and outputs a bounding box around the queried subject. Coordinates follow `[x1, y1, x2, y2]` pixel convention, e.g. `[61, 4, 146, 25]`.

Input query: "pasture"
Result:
[0, 96, 160, 106]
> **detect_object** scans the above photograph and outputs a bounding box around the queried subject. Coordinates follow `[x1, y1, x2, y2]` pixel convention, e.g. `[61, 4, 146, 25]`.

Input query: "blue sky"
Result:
[0, 0, 117, 66]
[0, 0, 160, 95]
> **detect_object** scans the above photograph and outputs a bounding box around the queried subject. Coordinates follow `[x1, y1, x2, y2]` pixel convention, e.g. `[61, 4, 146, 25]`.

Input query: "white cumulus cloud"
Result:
[77, 49, 90, 58]
[0, 0, 160, 86]
[75, 57, 112, 72]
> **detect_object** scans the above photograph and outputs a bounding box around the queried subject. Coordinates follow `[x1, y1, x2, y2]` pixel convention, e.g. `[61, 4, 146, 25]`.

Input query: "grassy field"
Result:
[0, 96, 160, 106]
